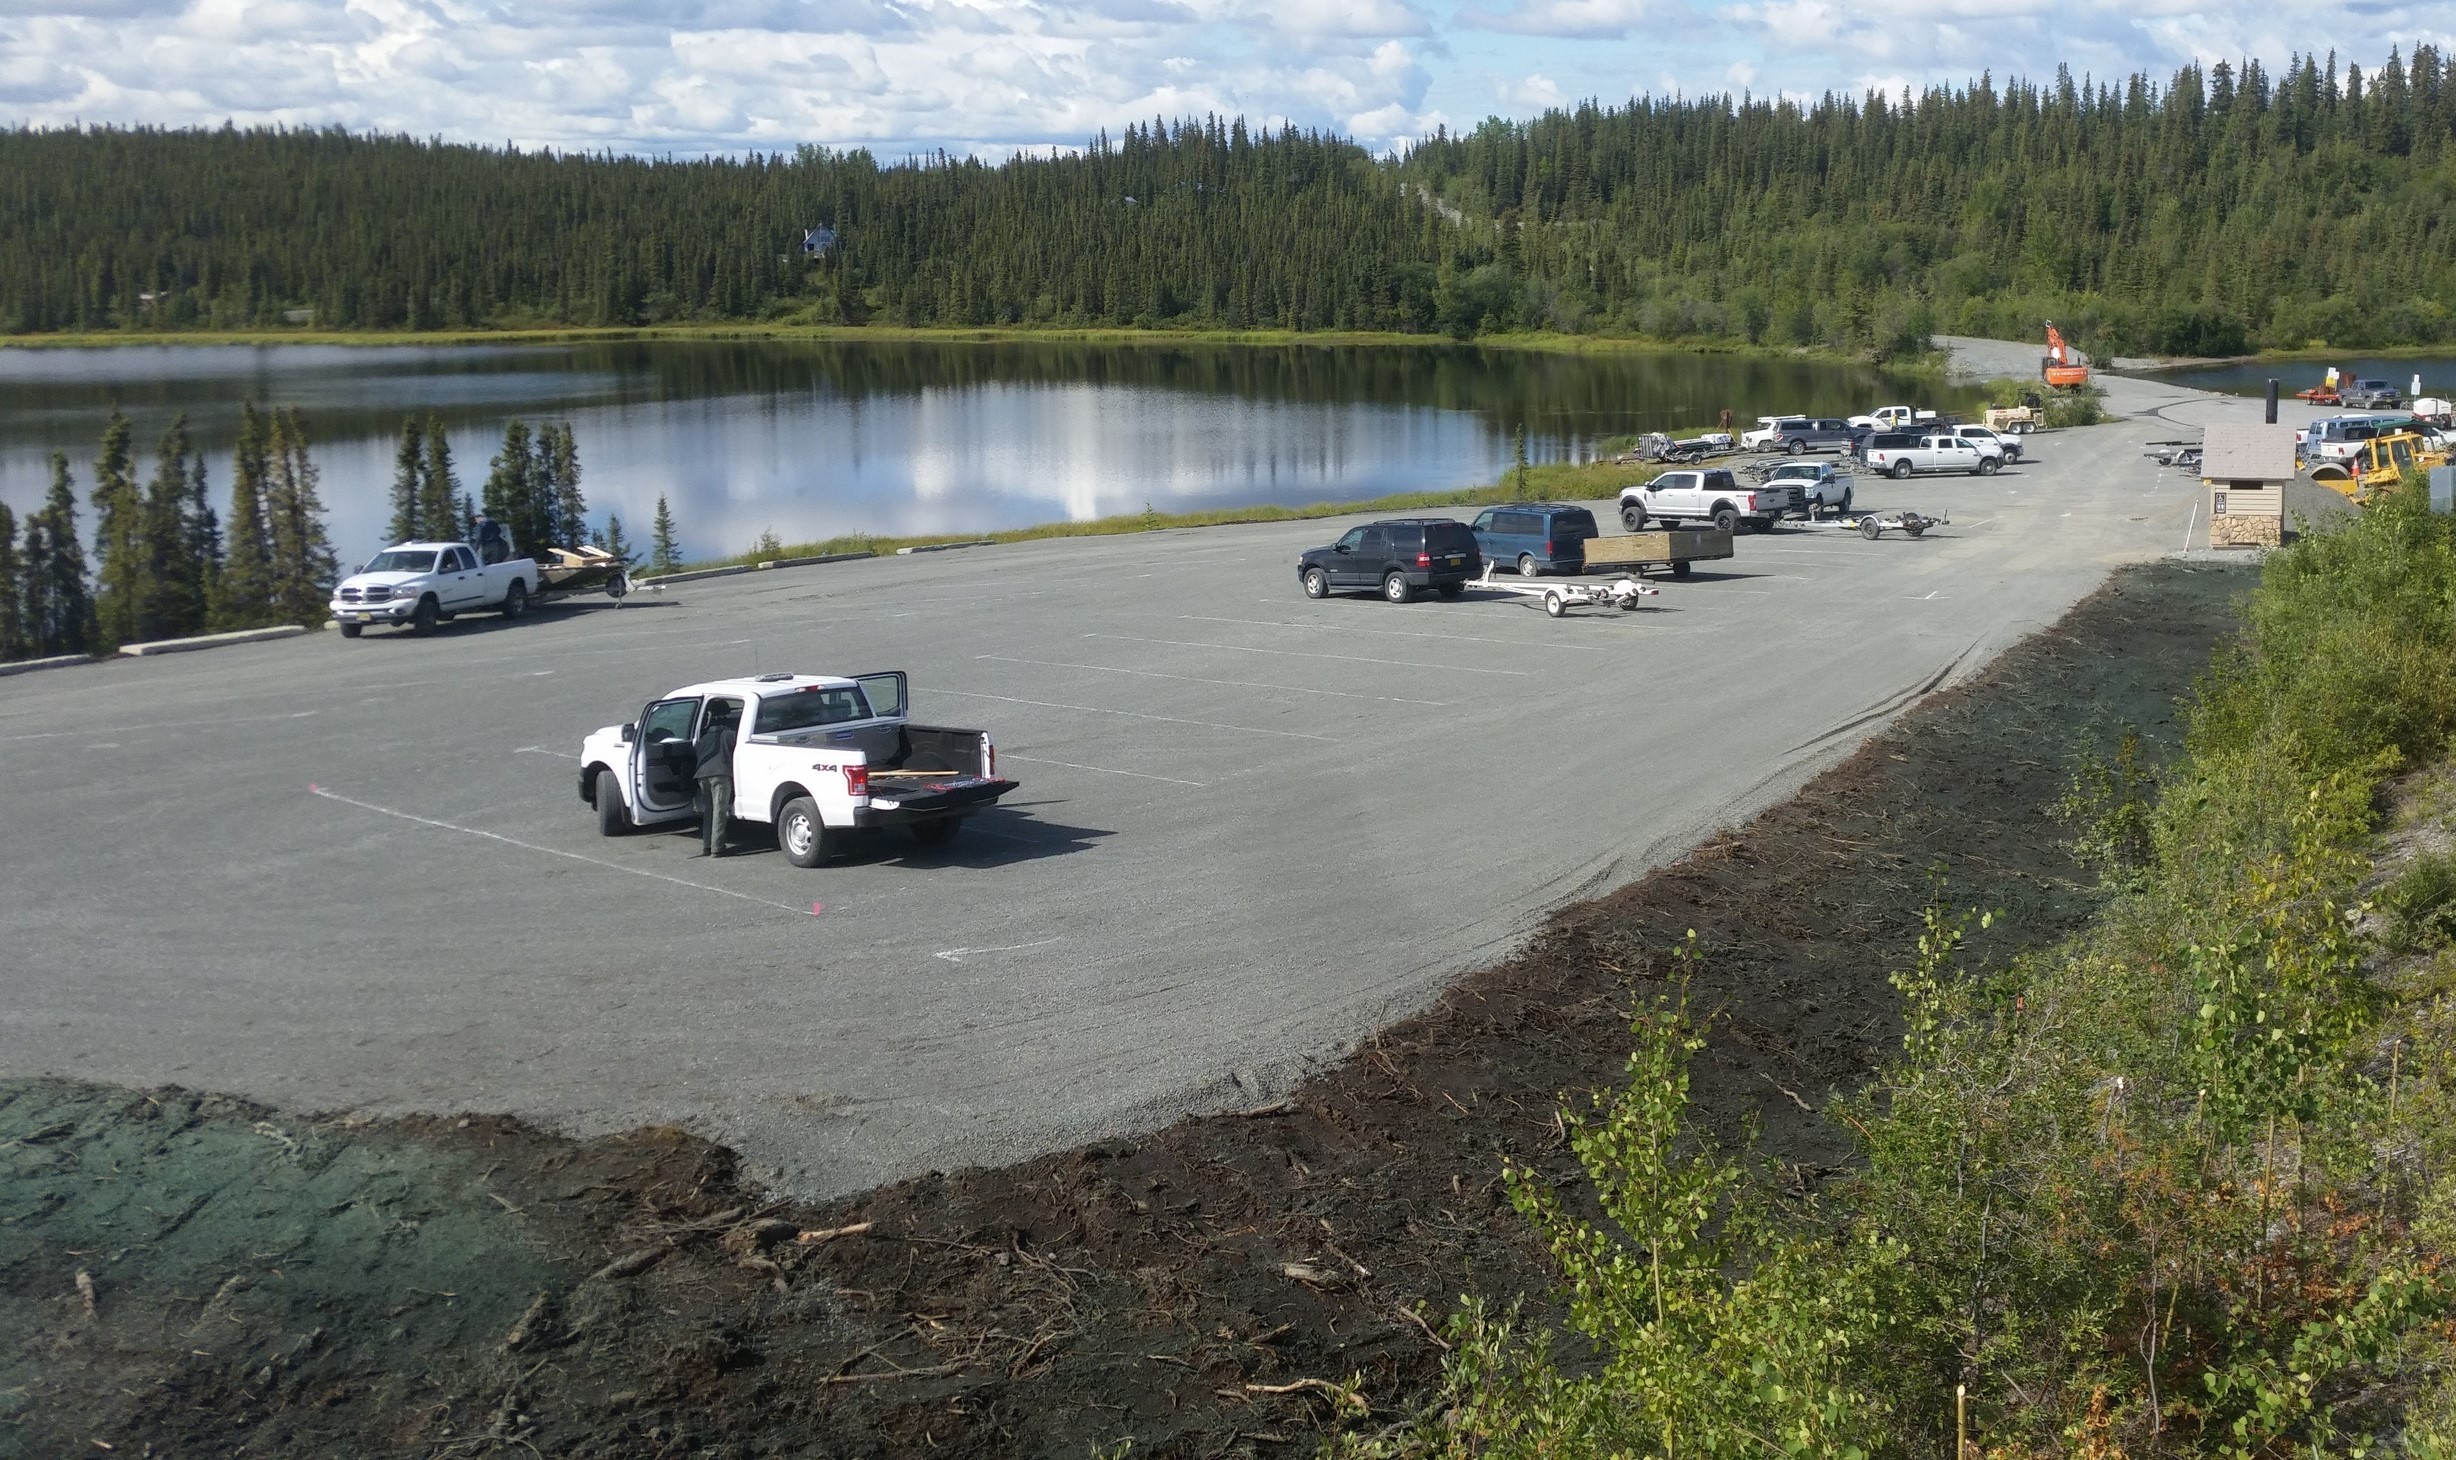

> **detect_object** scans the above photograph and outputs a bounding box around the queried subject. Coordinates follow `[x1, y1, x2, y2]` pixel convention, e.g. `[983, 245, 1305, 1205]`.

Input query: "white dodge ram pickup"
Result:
[578, 671, 1018, 863]
[331, 540, 540, 637]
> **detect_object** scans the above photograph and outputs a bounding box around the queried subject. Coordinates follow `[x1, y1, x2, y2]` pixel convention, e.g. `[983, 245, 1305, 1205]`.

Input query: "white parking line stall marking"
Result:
[998, 754, 1207, 787]
[934, 937, 1063, 964]
[977, 654, 1451, 707]
[1086, 633, 1531, 676]
[307, 785, 818, 917]
[932, 688, 1336, 742]
[1182, 614, 1607, 651]
[517, 746, 582, 760]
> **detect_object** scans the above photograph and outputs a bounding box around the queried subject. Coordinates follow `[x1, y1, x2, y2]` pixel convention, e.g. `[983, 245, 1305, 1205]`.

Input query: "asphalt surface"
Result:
[0, 341, 2323, 1197]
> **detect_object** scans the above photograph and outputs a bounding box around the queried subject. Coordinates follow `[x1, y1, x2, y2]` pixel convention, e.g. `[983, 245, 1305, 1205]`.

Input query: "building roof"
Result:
[2202, 424, 2299, 482]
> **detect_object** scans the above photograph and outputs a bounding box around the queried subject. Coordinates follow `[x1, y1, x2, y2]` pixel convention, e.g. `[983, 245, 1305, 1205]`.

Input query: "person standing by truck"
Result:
[692, 700, 740, 856]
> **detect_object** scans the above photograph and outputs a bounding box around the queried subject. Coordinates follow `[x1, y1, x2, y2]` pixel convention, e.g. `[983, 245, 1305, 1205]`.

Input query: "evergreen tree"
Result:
[219, 402, 277, 629]
[597, 513, 633, 565]
[89, 408, 142, 647]
[137, 414, 207, 640]
[482, 420, 545, 557]
[0, 502, 22, 662]
[389, 415, 426, 543]
[188, 452, 221, 627]
[28, 452, 95, 656]
[543, 422, 586, 550]
[650, 493, 682, 574]
[416, 413, 459, 542]
[264, 407, 337, 627]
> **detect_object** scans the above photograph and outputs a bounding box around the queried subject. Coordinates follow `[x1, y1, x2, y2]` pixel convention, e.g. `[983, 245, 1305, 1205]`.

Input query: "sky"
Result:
[0, 0, 2450, 160]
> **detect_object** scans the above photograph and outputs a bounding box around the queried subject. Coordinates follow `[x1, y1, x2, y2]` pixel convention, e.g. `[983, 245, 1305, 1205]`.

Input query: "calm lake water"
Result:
[0, 339, 1973, 562]
[2141, 356, 2456, 400]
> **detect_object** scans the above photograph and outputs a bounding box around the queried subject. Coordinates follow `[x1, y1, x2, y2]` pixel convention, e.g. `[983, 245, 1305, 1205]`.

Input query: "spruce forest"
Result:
[2, 49, 2452, 358]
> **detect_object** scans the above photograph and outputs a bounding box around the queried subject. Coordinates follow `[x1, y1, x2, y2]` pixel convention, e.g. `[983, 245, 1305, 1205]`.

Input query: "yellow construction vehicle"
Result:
[2307, 430, 2447, 504]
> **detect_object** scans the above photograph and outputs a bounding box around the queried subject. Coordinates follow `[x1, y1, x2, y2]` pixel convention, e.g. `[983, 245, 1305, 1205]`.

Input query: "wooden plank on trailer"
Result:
[1580, 528, 1734, 569]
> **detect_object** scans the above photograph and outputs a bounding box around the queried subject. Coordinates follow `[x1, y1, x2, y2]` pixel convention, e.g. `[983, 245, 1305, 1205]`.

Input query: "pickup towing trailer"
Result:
[578, 670, 1018, 864]
[330, 538, 630, 637]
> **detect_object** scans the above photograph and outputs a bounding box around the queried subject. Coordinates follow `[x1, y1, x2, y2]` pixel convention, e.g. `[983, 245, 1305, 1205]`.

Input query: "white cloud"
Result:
[0, 0, 2448, 157]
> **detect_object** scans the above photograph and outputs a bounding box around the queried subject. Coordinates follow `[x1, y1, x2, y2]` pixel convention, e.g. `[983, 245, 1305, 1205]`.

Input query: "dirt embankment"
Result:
[0, 561, 2255, 1459]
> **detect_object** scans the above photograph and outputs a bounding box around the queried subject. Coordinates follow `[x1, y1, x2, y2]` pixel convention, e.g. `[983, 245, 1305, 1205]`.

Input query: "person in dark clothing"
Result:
[692, 703, 739, 856]
[473, 515, 510, 565]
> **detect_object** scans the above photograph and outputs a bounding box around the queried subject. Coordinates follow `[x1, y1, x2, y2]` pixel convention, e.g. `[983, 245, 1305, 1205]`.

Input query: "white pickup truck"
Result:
[578, 671, 1018, 863]
[1850, 405, 1940, 431]
[1618, 467, 1802, 533]
[1863, 432, 2000, 478]
[331, 540, 539, 637]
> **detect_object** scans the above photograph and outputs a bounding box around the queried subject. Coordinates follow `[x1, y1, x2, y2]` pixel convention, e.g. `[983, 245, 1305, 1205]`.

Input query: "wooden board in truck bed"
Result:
[1579, 527, 1734, 569]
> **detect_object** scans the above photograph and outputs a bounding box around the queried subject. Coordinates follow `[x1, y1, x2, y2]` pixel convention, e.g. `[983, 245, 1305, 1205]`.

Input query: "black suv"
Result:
[1298, 518, 1482, 603]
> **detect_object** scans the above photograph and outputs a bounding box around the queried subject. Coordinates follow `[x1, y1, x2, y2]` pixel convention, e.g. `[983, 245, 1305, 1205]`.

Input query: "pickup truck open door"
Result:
[631, 695, 702, 822]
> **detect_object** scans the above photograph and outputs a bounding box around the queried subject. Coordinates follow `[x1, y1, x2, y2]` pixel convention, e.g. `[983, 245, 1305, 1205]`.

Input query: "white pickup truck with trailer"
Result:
[1862, 432, 2001, 478]
[578, 671, 1018, 864]
[1618, 468, 1802, 534]
[1850, 405, 1940, 431]
[331, 539, 630, 637]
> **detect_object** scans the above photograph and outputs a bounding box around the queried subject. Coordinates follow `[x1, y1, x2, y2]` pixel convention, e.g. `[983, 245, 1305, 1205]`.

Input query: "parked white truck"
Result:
[1618, 467, 1803, 533]
[332, 540, 539, 637]
[1863, 431, 2000, 478]
[1849, 405, 1940, 431]
[578, 671, 1018, 863]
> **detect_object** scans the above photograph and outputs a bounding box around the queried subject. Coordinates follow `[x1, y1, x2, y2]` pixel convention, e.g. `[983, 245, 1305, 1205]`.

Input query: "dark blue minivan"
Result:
[1469, 503, 1600, 577]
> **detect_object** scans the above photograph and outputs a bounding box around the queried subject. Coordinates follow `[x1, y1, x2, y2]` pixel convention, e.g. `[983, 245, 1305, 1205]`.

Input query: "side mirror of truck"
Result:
[620, 723, 636, 743]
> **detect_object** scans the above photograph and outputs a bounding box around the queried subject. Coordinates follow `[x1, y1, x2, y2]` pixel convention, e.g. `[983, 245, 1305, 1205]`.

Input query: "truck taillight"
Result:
[1416, 551, 1431, 567]
[843, 764, 869, 797]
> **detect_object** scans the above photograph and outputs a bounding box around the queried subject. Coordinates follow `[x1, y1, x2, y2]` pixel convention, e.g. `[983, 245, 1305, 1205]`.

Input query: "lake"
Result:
[2137, 355, 2456, 401]
[0, 338, 1973, 563]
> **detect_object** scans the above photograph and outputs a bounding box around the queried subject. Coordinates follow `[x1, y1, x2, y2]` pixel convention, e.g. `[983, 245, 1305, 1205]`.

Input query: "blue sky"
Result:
[1, 0, 2448, 158]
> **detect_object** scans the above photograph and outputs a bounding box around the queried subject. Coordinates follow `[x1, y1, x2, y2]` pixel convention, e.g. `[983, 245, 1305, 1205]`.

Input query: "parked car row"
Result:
[1740, 412, 2024, 468]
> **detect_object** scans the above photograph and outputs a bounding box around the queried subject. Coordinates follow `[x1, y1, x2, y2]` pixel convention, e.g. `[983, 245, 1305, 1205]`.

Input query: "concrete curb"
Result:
[118, 625, 309, 658]
[0, 652, 97, 677]
[639, 550, 875, 587]
[896, 540, 995, 556]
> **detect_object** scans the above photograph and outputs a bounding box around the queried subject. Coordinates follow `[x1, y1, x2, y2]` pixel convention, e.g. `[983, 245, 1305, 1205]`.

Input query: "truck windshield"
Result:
[364, 551, 437, 573]
[756, 687, 873, 733]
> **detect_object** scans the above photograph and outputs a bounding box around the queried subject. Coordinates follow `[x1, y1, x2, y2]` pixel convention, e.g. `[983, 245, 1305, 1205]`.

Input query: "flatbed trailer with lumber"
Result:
[1576, 527, 1734, 578]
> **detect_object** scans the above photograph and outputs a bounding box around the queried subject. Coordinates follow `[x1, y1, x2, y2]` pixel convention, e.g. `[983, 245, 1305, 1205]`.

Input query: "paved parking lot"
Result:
[0, 363, 2272, 1196]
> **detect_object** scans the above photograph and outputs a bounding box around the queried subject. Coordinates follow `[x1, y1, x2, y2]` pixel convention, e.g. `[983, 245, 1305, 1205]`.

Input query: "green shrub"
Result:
[2381, 851, 2456, 952]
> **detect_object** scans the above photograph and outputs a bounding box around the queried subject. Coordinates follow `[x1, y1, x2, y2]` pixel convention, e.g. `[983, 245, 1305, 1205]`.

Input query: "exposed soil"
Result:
[0, 561, 2255, 1460]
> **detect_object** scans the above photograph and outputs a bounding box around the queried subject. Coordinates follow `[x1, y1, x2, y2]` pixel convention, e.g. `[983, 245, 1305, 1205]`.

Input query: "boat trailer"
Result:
[1473, 562, 1660, 616]
[1840, 510, 1948, 540]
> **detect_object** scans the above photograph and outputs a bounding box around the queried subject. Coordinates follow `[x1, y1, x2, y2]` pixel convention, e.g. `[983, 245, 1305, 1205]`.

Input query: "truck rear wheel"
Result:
[1977, 457, 2000, 476]
[778, 796, 834, 867]
[595, 768, 631, 837]
[1891, 459, 1914, 479]
[502, 580, 528, 618]
[1382, 571, 1412, 604]
[1711, 506, 1739, 533]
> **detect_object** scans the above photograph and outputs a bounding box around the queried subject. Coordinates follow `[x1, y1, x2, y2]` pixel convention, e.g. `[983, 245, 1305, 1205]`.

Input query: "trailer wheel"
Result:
[1302, 566, 1329, 599]
[1859, 517, 1884, 541]
[1382, 571, 1413, 604]
[1672, 560, 1693, 579]
[595, 768, 631, 837]
[338, 621, 362, 639]
[1620, 502, 1648, 532]
[606, 570, 629, 600]
[778, 796, 833, 867]
[501, 580, 528, 619]
[1541, 591, 1564, 618]
[410, 596, 440, 635]
[911, 817, 960, 848]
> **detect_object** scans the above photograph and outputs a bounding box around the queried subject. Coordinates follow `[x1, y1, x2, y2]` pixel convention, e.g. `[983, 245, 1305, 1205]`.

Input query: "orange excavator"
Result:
[2041, 322, 2091, 391]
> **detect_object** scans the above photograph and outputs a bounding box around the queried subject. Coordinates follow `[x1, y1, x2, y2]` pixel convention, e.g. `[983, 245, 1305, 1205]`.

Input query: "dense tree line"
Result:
[0, 407, 336, 662]
[0, 49, 2450, 355]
